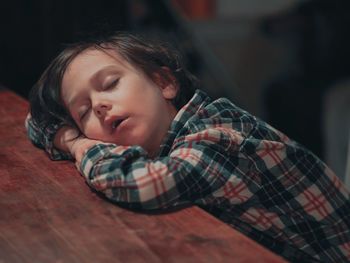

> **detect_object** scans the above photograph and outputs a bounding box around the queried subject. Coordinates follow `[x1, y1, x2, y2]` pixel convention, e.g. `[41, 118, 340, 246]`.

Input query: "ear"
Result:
[153, 67, 178, 100]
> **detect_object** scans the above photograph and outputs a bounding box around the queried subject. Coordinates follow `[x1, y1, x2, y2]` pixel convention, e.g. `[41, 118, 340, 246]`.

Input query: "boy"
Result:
[26, 32, 350, 262]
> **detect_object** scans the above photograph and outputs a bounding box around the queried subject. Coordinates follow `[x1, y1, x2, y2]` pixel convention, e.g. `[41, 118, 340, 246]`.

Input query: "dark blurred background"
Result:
[1, 0, 350, 179]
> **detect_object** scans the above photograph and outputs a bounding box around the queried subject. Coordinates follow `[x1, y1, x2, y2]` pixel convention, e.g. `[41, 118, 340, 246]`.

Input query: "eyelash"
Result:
[80, 108, 90, 121]
[105, 78, 119, 90]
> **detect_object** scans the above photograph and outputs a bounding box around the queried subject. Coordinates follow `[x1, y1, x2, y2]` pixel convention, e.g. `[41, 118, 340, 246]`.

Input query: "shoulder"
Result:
[171, 97, 248, 152]
[182, 93, 297, 149]
[185, 96, 257, 137]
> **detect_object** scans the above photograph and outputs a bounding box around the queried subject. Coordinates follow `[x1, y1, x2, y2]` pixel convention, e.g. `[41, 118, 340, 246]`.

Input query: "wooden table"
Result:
[0, 89, 286, 262]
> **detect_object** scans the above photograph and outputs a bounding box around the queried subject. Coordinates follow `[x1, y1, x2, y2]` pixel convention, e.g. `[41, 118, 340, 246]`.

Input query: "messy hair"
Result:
[29, 32, 199, 130]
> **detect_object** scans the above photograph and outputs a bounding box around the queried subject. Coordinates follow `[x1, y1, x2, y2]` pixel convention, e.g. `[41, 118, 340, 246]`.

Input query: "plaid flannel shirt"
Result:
[26, 89, 350, 262]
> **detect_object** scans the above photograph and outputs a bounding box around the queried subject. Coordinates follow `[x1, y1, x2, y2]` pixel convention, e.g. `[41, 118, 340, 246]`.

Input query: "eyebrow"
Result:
[90, 65, 121, 87]
[67, 65, 120, 110]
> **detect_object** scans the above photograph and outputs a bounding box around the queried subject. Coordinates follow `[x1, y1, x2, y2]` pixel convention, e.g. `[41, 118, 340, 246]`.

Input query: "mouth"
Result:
[111, 117, 129, 132]
[112, 119, 124, 130]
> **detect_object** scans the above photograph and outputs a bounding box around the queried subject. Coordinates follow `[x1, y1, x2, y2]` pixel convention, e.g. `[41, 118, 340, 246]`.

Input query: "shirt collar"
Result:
[158, 89, 211, 157]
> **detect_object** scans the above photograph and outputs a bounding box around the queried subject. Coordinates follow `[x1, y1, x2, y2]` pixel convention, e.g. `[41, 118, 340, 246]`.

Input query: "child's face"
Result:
[61, 48, 178, 156]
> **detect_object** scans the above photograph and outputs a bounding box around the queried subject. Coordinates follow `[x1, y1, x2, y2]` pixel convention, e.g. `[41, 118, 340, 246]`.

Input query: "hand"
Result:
[54, 126, 102, 165]
[69, 137, 103, 166]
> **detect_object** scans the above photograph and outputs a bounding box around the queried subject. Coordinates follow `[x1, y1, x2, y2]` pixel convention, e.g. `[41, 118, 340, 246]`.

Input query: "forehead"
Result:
[61, 48, 135, 105]
[65, 48, 131, 77]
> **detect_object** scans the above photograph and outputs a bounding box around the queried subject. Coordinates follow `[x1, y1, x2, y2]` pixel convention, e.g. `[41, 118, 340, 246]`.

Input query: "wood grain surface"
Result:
[0, 90, 286, 263]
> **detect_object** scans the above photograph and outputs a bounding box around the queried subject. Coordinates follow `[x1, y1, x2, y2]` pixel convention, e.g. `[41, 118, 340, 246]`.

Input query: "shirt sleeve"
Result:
[78, 127, 248, 210]
[25, 113, 72, 160]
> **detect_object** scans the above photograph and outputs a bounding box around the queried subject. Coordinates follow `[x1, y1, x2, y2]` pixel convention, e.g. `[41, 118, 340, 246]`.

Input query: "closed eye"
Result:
[104, 78, 119, 90]
[79, 107, 90, 121]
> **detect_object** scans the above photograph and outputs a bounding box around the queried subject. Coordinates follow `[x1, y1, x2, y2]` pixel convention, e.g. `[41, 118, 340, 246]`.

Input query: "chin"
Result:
[116, 135, 143, 148]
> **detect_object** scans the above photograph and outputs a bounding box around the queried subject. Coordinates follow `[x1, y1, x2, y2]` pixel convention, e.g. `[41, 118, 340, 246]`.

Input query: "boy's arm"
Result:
[54, 126, 103, 164]
[77, 128, 248, 210]
[25, 113, 73, 160]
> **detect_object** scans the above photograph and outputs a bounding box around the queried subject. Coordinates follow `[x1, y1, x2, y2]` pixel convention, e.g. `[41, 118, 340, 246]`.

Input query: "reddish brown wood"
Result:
[0, 90, 286, 262]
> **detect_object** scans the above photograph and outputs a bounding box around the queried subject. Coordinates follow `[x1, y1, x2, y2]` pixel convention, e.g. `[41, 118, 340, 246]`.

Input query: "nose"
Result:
[94, 102, 112, 118]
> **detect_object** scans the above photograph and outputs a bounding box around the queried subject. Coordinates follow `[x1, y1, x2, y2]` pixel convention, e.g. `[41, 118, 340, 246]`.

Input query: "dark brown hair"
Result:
[29, 32, 199, 131]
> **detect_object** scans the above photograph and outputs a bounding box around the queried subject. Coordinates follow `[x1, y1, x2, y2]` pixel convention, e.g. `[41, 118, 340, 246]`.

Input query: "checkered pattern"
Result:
[26, 90, 350, 262]
[25, 114, 72, 160]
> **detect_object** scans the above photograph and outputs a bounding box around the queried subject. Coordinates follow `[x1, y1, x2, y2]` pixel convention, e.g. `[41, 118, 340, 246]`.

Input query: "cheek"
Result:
[82, 117, 105, 139]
